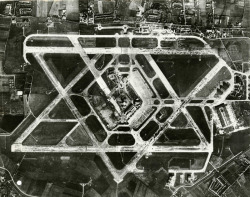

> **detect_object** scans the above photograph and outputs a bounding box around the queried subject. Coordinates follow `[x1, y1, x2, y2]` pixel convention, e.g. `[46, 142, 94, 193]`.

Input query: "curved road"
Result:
[0, 166, 38, 197]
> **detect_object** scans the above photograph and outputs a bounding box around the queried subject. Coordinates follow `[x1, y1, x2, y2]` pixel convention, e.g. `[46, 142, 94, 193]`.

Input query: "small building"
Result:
[16, 17, 31, 28]
[209, 176, 229, 196]
[0, 75, 15, 93]
[19, 8, 32, 16]
[166, 173, 176, 187]
[0, 30, 9, 41]
[0, 74, 26, 116]
[214, 103, 238, 132]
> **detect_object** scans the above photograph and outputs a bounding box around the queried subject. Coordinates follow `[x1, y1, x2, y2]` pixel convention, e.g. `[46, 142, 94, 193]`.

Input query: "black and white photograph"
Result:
[0, 0, 250, 196]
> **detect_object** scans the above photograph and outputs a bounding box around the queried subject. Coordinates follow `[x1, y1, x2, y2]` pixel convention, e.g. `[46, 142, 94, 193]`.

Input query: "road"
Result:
[11, 34, 230, 183]
[116, 57, 225, 181]
[171, 150, 244, 196]
[0, 166, 38, 197]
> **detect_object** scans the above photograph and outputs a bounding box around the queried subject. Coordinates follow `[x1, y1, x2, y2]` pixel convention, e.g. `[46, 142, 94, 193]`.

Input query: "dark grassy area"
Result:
[78, 37, 96, 47]
[187, 106, 211, 143]
[90, 175, 110, 195]
[152, 55, 219, 97]
[137, 153, 208, 171]
[8, 114, 36, 144]
[155, 107, 173, 123]
[87, 54, 96, 59]
[232, 101, 250, 127]
[72, 71, 94, 94]
[7, 152, 113, 196]
[116, 126, 131, 131]
[160, 40, 176, 48]
[229, 128, 250, 154]
[4, 25, 25, 74]
[126, 179, 137, 194]
[223, 39, 250, 62]
[44, 53, 86, 88]
[93, 155, 116, 184]
[96, 38, 116, 47]
[108, 134, 135, 146]
[49, 99, 75, 119]
[18, 153, 101, 183]
[132, 38, 158, 48]
[153, 78, 170, 99]
[95, 54, 113, 70]
[26, 37, 73, 47]
[213, 136, 224, 156]
[79, 24, 95, 35]
[118, 192, 130, 197]
[164, 129, 196, 142]
[189, 100, 202, 103]
[177, 38, 205, 49]
[196, 66, 231, 97]
[126, 83, 141, 101]
[164, 100, 174, 104]
[135, 54, 156, 78]
[155, 128, 200, 146]
[0, 2, 7, 14]
[87, 81, 103, 96]
[12, 172, 47, 197]
[118, 54, 130, 65]
[28, 93, 58, 117]
[85, 115, 107, 142]
[96, 29, 123, 35]
[133, 107, 157, 130]
[140, 121, 159, 141]
[64, 182, 82, 193]
[118, 67, 130, 72]
[0, 115, 24, 133]
[204, 106, 212, 121]
[106, 152, 136, 170]
[169, 158, 192, 169]
[23, 122, 77, 145]
[137, 154, 171, 171]
[26, 53, 55, 90]
[70, 95, 91, 117]
[66, 126, 92, 146]
[118, 37, 130, 47]
[171, 112, 188, 127]
[26, 53, 58, 117]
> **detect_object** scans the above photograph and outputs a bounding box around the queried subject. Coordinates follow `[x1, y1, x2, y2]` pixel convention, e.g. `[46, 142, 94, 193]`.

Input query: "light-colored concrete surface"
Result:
[12, 34, 228, 183]
[36, 0, 49, 17]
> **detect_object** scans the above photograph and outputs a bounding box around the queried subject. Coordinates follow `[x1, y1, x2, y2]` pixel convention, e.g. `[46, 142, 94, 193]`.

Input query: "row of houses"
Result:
[0, 17, 11, 75]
